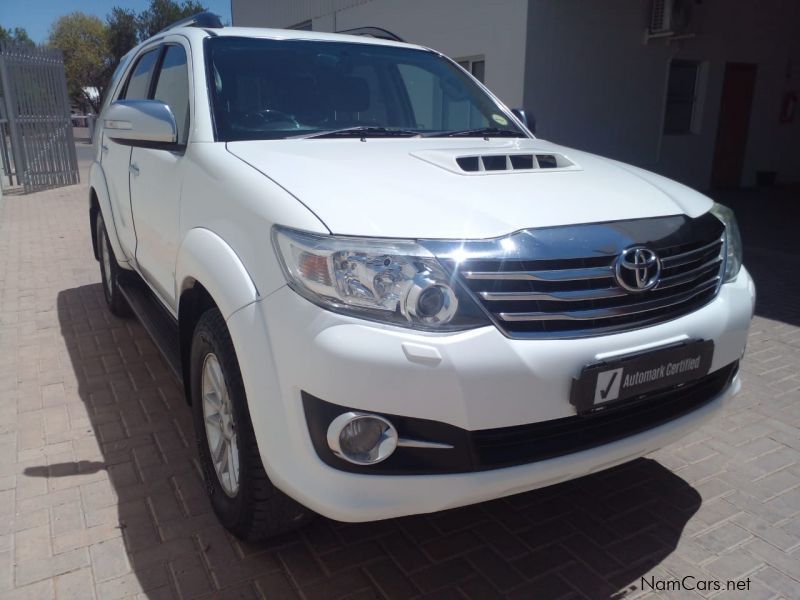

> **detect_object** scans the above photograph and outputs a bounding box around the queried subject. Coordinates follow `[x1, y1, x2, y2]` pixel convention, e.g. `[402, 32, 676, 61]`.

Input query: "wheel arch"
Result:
[175, 228, 259, 404]
[89, 189, 100, 260]
[178, 280, 217, 404]
[89, 161, 129, 266]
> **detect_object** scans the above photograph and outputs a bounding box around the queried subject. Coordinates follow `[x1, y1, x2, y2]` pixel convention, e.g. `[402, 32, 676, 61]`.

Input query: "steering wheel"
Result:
[241, 109, 301, 129]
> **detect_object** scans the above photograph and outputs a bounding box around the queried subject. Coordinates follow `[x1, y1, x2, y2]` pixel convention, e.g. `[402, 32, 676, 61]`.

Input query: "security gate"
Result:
[0, 42, 79, 194]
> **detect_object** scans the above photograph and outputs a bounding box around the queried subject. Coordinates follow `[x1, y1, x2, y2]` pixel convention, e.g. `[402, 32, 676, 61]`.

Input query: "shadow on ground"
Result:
[718, 186, 800, 327]
[37, 283, 701, 599]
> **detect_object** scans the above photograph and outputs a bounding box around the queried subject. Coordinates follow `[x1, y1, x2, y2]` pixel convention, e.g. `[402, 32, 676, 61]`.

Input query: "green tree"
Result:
[0, 26, 35, 48]
[49, 13, 110, 112]
[136, 0, 207, 40]
[106, 7, 138, 66]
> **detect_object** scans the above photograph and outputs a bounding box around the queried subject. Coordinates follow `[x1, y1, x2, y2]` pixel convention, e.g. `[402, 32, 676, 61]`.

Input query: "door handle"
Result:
[129, 163, 140, 176]
[101, 144, 109, 153]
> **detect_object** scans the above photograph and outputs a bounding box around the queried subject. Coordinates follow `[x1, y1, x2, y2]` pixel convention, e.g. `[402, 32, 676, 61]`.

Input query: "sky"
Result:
[0, 0, 233, 44]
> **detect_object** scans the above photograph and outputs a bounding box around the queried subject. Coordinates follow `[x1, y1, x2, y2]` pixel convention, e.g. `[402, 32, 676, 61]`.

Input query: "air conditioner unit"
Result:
[647, 0, 693, 41]
[650, 0, 675, 35]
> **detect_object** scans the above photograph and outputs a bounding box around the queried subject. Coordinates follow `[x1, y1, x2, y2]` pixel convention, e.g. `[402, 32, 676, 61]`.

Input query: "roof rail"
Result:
[158, 11, 223, 34]
[335, 27, 405, 42]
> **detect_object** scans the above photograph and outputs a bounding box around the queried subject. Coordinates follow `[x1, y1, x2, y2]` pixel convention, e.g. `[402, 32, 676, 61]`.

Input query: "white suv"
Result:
[89, 14, 755, 539]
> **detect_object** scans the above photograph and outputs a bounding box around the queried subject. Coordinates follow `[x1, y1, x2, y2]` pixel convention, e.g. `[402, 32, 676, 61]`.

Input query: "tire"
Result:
[190, 308, 313, 540]
[96, 213, 131, 317]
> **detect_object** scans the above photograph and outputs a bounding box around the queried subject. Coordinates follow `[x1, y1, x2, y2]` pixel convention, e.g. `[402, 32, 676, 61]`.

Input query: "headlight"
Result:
[272, 226, 489, 331]
[710, 203, 743, 282]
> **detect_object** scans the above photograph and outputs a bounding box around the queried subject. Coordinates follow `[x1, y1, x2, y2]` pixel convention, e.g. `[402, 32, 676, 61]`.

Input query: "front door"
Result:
[129, 43, 192, 310]
[102, 47, 161, 260]
[711, 63, 757, 188]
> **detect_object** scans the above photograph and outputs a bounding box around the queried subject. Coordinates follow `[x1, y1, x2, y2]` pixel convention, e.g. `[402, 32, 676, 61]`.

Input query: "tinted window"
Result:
[124, 48, 160, 100]
[153, 45, 190, 144]
[664, 60, 699, 134]
[206, 37, 523, 141]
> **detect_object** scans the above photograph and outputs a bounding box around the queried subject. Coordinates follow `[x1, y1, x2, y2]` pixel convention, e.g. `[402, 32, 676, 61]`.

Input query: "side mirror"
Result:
[104, 100, 178, 147]
[512, 108, 536, 135]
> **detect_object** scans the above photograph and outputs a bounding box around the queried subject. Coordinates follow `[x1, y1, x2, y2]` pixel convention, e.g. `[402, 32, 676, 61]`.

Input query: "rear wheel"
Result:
[190, 308, 313, 540]
[96, 213, 131, 317]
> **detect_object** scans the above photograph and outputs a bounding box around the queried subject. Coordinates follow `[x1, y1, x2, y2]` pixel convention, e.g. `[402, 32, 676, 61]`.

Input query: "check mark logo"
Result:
[599, 371, 618, 400]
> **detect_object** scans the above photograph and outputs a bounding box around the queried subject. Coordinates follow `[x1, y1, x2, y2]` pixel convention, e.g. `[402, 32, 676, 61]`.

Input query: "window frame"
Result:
[150, 42, 192, 146]
[119, 45, 164, 102]
[113, 40, 193, 151]
[663, 59, 706, 136]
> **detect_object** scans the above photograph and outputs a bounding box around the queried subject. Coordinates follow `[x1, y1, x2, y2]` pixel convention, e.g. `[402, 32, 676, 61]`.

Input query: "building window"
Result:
[456, 57, 485, 83]
[664, 60, 701, 134]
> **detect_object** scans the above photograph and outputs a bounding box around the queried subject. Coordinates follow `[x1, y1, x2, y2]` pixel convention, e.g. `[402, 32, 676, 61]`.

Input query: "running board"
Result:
[117, 273, 183, 384]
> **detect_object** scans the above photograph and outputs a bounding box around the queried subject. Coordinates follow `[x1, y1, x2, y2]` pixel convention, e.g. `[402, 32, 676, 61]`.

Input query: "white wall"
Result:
[523, 0, 800, 189]
[231, 0, 530, 107]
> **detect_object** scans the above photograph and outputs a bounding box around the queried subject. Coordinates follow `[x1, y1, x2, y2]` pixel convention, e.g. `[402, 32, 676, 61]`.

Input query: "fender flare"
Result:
[175, 228, 259, 321]
[89, 161, 129, 265]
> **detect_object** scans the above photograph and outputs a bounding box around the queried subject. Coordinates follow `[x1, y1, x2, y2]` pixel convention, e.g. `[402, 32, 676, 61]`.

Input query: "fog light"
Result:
[327, 412, 398, 465]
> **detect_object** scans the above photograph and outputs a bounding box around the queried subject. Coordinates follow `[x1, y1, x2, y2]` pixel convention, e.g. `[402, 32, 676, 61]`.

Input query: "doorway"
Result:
[711, 63, 757, 188]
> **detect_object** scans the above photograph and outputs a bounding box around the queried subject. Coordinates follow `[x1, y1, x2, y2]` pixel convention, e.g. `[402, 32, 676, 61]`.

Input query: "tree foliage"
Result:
[106, 7, 138, 65]
[0, 26, 34, 48]
[136, 0, 207, 40]
[48, 13, 110, 112]
[20, 0, 209, 113]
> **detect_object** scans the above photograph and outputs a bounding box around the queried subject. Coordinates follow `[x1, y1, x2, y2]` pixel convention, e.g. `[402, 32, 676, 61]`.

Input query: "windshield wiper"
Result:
[290, 126, 421, 140]
[423, 127, 526, 138]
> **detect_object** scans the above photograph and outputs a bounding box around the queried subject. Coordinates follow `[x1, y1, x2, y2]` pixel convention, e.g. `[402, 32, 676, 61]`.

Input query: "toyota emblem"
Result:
[615, 247, 661, 292]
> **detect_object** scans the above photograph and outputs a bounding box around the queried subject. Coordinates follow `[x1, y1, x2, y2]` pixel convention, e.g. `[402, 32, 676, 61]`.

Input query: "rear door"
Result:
[129, 42, 192, 309]
[101, 47, 161, 260]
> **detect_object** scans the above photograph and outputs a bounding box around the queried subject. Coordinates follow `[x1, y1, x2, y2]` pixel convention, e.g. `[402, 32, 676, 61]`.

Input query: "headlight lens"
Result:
[272, 226, 489, 330]
[710, 203, 743, 282]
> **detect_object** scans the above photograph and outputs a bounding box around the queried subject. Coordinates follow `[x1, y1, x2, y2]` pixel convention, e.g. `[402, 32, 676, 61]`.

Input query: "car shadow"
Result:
[47, 283, 700, 599]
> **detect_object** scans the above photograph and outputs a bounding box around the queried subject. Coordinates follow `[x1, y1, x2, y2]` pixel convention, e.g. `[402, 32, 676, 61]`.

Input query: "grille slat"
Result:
[660, 238, 723, 268]
[496, 277, 720, 322]
[463, 265, 614, 282]
[478, 287, 627, 302]
[450, 216, 726, 338]
[656, 256, 722, 289]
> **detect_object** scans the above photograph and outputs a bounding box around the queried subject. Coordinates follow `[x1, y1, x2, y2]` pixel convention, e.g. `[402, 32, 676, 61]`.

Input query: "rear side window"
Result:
[124, 48, 160, 100]
[152, 45, 191, 144]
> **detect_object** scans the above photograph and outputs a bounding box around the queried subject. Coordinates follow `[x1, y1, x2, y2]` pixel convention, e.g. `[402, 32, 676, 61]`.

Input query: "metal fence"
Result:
[0, 42, 79, 194]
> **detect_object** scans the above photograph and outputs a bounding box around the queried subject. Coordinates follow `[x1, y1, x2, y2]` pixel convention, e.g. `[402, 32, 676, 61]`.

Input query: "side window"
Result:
[152, 45, 191, 144]
[124, 48, 160, 100]
[664, 59, 702, 134]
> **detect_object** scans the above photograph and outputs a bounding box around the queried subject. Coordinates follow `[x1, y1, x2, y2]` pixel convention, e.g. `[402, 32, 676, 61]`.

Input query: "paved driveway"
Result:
[0, 164, 798, 599]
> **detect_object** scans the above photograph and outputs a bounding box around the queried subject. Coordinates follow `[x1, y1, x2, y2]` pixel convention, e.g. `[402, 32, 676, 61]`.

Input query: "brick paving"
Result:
[0, 156, 798, 599]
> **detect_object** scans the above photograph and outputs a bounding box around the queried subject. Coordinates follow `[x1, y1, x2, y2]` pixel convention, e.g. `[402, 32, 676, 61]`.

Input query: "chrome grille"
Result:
[426, 213, 726, 339]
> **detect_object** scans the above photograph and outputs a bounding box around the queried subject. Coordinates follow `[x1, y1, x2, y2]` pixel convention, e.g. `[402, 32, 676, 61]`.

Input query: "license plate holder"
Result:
[570, 340, 715, 414]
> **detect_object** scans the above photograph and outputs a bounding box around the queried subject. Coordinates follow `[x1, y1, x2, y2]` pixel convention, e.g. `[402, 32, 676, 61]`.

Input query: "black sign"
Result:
[571, 340, 714, 414]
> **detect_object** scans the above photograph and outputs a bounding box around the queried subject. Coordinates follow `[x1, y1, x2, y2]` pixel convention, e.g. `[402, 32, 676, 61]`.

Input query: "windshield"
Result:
[206, 37, 526, 141]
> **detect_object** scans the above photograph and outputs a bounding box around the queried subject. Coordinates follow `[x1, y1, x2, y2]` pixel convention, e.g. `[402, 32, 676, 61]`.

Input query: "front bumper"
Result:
[227, 268, 755, 522]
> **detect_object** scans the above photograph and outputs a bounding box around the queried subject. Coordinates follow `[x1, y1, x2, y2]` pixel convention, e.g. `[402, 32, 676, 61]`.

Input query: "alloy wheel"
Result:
[201, 353, 240, 496]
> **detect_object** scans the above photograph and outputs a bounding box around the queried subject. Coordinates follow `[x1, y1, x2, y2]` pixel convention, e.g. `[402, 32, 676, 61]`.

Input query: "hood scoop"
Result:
[411, 148, 581, 175]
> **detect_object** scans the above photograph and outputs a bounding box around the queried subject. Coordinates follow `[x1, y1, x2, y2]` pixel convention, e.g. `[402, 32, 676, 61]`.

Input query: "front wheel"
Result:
[190, 308, 313, 540]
